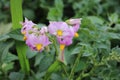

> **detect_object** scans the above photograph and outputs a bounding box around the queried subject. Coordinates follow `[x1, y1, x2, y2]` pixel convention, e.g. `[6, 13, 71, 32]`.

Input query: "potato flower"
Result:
[66, 18, 82, 37]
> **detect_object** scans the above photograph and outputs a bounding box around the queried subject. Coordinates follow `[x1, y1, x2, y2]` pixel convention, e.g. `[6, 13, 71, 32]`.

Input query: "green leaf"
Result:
[108, 32, 120, 39]
[47, 8, 62, 21]
[39, 54, 54, 72]
[91, 77, 100, 80]
[71, 47, 81, 55]
[75, 61, 86, 72]
[34, 53, 44, 66]
[9, 72, 25, 80]
[23, 9, 35, 20]
[64, 49, 75, 65]
[26, 47, 37, 59]
[55, 0, 64, 10]
[109, 13, 118, 23]
[0, 71, 2, 75]
[112, 47, 120, 54]
[8, 29, 23, 41]
[87, 16, 104, 25]
[82, 46, 94, 57]
[0, 34, 10, 41]
[35, 71, 46, 79]
[0, 41, 14, 63]
[82, 51, 93, 57]
[2, 62, 14, 72]
[51, 73, 63, 80]
[4, 52, 18, 63]
[94, 42, 109, 49]
[45, 60, 61, 80]
[47, 0, 63, 21]
[0, 23, 12, 35]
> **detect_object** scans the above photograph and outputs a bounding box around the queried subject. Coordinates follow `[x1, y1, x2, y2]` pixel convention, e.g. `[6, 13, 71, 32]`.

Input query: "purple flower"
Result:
[66, 18, 82, 25]
[48, 21, 75, 50]
[57, 36, 73, 64]
[21, 18, 51, 52]
[26, 34, 51, 52]
[72, 24, 80, 32]
[57, 36, 73, 46]
[48, 21, 74, 38]
[21, 18, 36, 35]
[40, 26, 48, 34]
[66, 18, 82, 37]
[57, 27, 74, 46]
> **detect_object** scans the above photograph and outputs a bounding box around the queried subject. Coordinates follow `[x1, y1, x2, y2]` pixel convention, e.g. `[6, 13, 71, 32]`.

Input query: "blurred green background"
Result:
[0, 0, 120, 23]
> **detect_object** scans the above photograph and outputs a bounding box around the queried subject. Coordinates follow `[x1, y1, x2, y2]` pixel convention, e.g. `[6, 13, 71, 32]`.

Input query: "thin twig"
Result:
[69, 46, 84, 80]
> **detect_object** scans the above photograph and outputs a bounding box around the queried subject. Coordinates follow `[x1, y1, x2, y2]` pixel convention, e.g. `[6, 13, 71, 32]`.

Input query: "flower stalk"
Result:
[69, 46, 84, 79]
[10, 0, 30, 74]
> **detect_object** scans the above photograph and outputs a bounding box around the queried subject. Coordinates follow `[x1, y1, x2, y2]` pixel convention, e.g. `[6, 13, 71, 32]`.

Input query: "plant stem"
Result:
[44, 60, 61, 80]
[53, 38, 59, 56]
[69, 46, 84, 80]
[76, 59, 105, 80]
[62, 64, 69, 77]
[10, 0, 23, 29]
[10, 0, 30, 74]
[48, 36, 59, 57]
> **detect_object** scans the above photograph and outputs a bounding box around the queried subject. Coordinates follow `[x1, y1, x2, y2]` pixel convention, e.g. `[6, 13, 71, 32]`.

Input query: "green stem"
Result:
[48, 35, 59, 57]
[69, 46, 84, 80]
[10, 0, 23, 29]
[53, 38, 59, 56]
[76, 60, 105, 80]
[44, 60, 61, 80]
[62, 64, 69, 77]
[10, 0, 30, 74]
[16, 42, 30, 74]
[51, 37, 69, 78]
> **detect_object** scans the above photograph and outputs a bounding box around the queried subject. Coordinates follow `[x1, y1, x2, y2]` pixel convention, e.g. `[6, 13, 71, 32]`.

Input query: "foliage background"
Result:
[0, 0, 120, 80]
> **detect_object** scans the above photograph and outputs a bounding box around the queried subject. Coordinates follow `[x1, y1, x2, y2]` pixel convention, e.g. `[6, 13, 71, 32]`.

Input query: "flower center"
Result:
[36, 44, 42, 51]
[57, 30, 63, 36]
[22, 31, 26, 35]
[74, 32, 79, 37]
[60, 44, 65, 50]
[23, 36, 27, 41]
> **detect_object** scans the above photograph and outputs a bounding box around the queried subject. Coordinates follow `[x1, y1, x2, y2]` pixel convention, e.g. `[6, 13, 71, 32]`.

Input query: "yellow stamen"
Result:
[60, 44, 65, 50]
[22, 31, 26, 35]
[74, 32, 79, 37]
[23, 36, 27, 41]
[36, 44, 42, 51]
[57, 30, 63, 36]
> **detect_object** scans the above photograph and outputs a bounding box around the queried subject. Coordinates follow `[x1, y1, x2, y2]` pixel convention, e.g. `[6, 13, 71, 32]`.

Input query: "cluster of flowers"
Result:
[21, 18, 82, 53]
